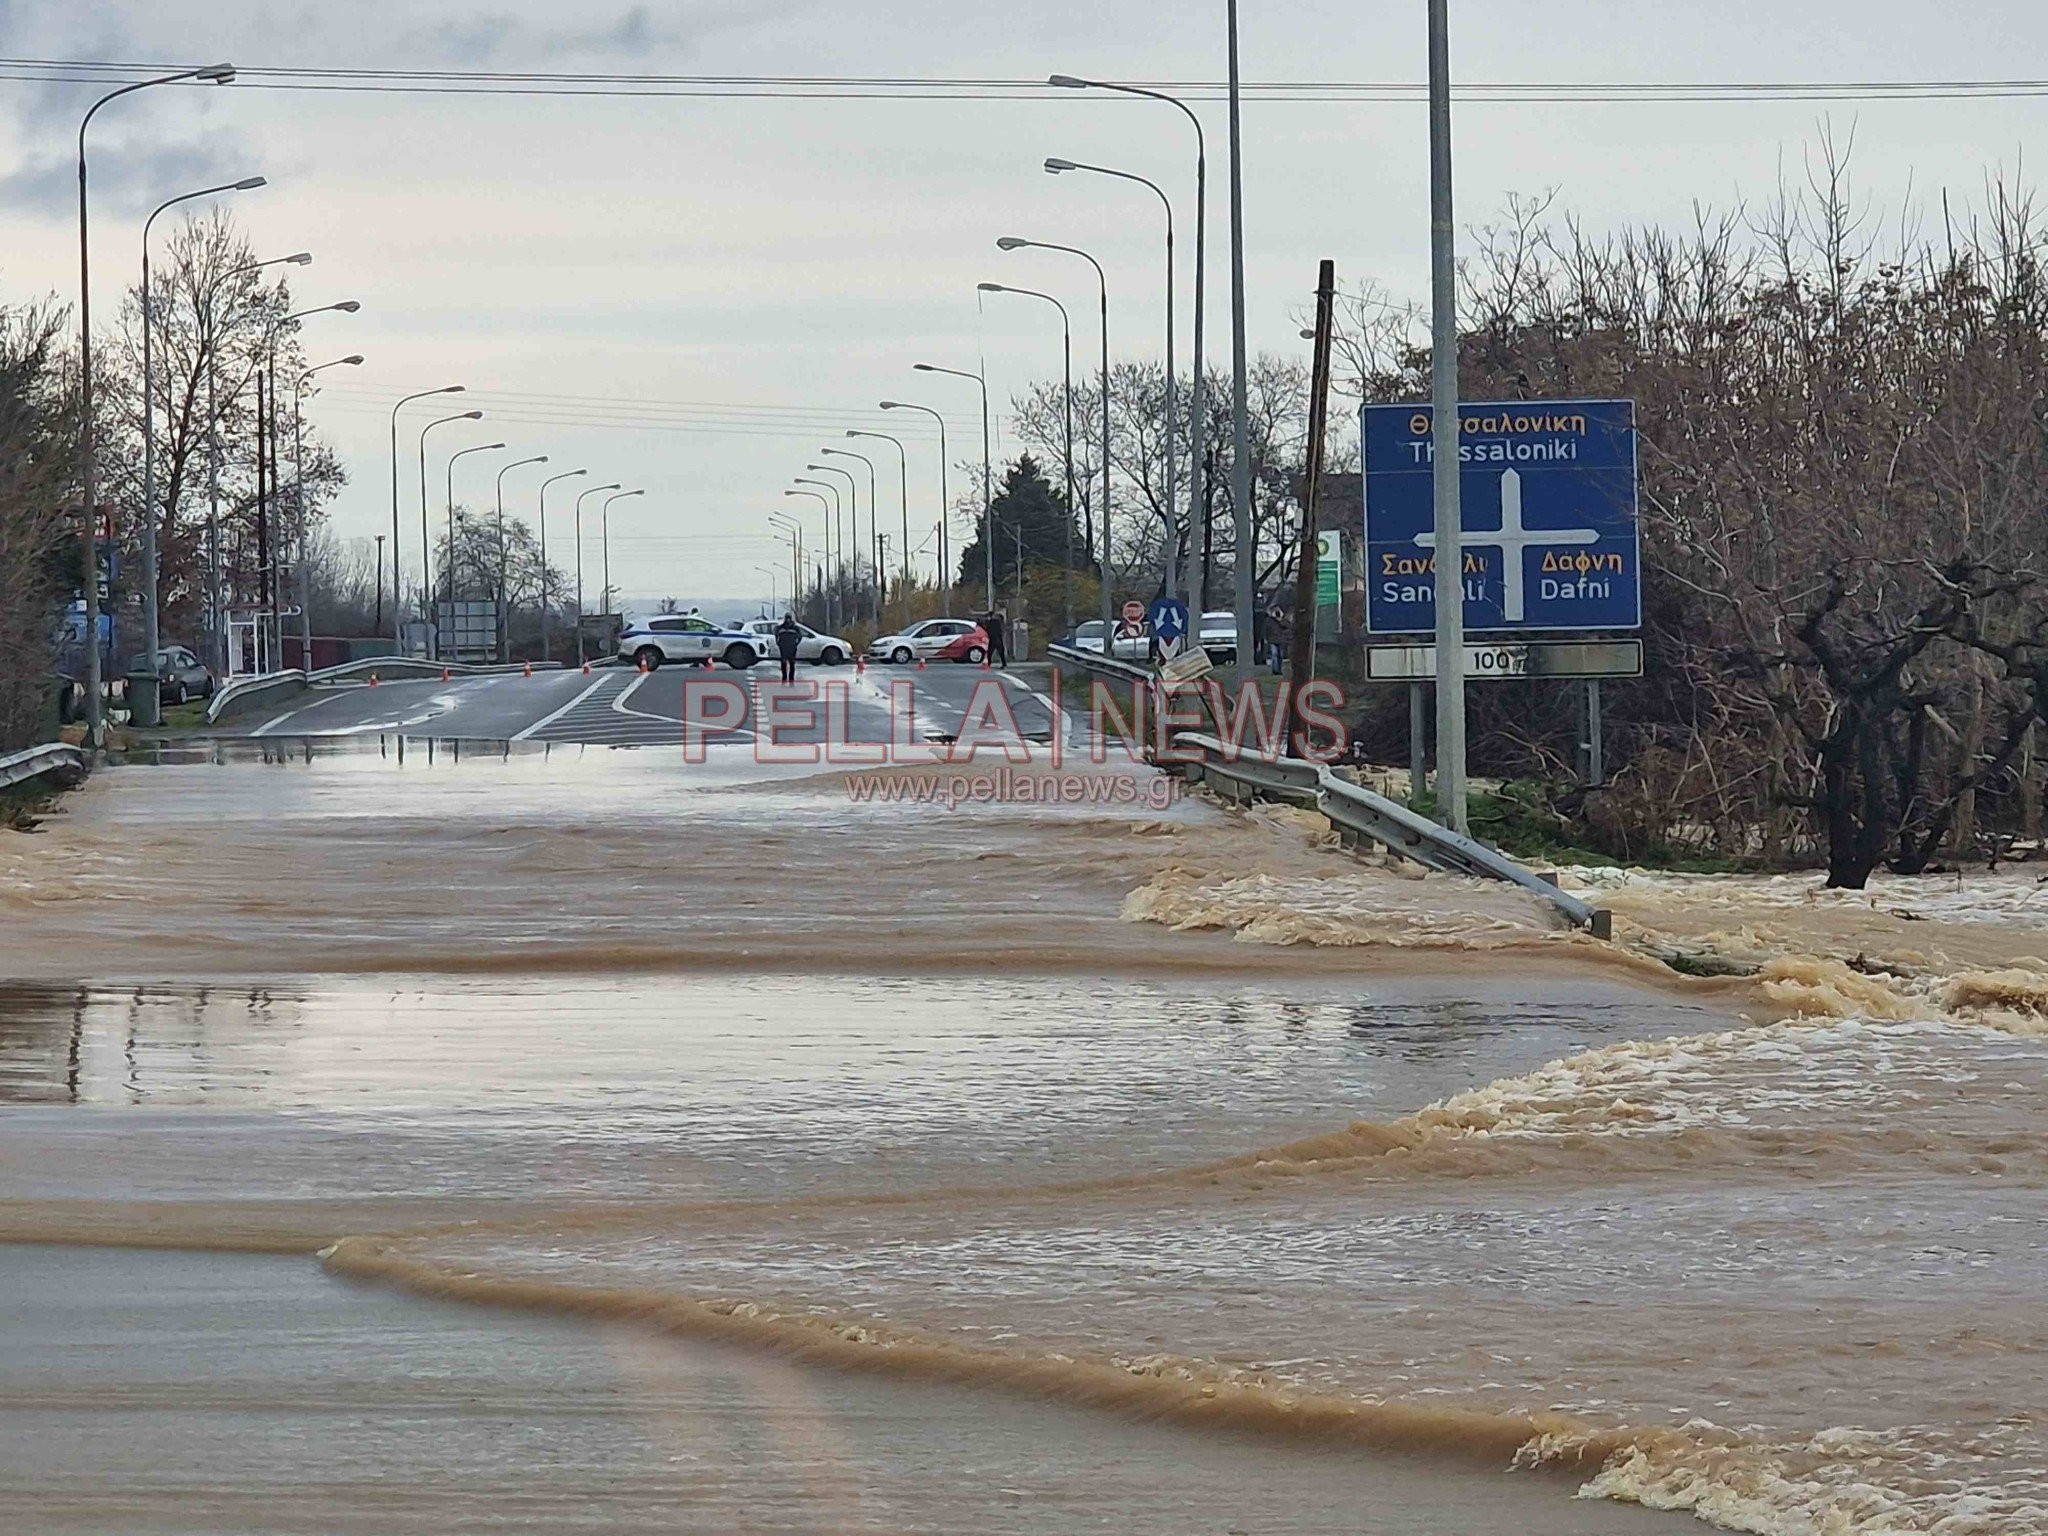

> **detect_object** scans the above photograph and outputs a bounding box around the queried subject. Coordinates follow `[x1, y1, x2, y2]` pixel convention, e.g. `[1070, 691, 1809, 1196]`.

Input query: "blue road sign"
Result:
[1148, 596, 1189, 647]
[1362, 399, 1639, 635]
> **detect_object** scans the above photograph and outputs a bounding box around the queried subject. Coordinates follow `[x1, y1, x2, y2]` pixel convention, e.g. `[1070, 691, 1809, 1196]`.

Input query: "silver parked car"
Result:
[734, 618, 852, 665]
[1064, 619, 1149, 661]
[1197, 610, 1238, 661]
[123, 645, 216, 705]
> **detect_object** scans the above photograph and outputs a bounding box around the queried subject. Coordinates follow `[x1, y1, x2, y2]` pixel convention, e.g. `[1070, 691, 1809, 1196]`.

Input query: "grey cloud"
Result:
[409, 2, 796, 65]
[1, 128, 246, 222]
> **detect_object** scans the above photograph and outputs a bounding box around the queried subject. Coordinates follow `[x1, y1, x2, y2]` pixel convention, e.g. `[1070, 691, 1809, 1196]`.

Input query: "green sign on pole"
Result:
[1315, 530, 1340, 609]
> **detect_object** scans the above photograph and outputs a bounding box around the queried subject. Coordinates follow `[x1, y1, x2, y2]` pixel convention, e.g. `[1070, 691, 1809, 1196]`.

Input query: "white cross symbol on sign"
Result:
[1415, 468, 1598, 622]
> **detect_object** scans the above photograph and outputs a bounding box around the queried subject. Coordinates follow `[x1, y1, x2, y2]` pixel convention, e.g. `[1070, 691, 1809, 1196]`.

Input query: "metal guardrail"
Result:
[0, 742, 88, 793]
[1046, 643, 1610, 937]
[206, 657, 562, 725]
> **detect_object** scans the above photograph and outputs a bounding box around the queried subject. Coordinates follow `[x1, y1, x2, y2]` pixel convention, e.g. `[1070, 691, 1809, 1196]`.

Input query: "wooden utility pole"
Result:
[1288, 259, 1337, 754]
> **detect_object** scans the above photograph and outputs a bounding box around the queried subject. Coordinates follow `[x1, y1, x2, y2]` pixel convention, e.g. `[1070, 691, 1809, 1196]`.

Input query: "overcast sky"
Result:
[3, 1, 2045, 612]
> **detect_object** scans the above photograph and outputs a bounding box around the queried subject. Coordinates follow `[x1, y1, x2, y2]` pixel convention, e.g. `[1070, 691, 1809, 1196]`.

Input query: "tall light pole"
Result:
[418, 410, 483, 656]
[1428, 0, 1468, 831]
[807, 461, 860, 625]
[572, 481, 620, 663]
[77, 61, 237, 742]
[270, 301, 359, 668]
[978, 282, 1075, 630]
[878, 401, 950, 615]
[912, 363, 993, 614]
[444, 441, 506, 637]
[821, 447, 879, 626]
[801, 468, 854, 630]
[389, 385, 464, 646]
[1050, 72, 1207, 609]
[1226, 0, 1255, 683]
[139, 172, 263, 720]
[373, 534, 385, 634]
[769, 511, 803, 614]
[754, 565, 781, 614]
[1046, 157, 1178, 602]
[494, 455, 549, 661]
[290, 352, 363, 667]
[599, 488, 643, 621]
[997, 237, 1112, 641]
[204, 251, 309, 675]
[845, 430, 910, 615]
[793, 479, 841, 628]
[782, 491, 828, 622]
[537, 468, 587, 662]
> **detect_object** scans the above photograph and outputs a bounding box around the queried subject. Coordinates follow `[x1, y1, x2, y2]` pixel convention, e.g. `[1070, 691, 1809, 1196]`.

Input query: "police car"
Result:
[618, 613, 762, 670]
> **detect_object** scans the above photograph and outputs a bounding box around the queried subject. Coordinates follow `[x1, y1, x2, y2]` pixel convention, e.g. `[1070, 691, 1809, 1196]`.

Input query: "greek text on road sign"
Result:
[1362, 400, 1639, 634]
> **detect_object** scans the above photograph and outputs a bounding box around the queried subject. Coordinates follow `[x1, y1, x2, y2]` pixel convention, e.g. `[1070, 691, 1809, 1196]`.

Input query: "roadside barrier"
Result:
[0, 742, 87, 793]
[1045, 642, 1609, 938]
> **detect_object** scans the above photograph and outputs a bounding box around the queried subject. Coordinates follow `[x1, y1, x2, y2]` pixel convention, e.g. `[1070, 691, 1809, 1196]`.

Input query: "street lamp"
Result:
[769, 511, 803, 616]
[1046, 157, 1179, 602]
[389, 385, 464, 645]
[289, 352, 363, 667]
[793, 474, 845, 631]
[754, 565, 781, 614]
[572, 482, 621, 663]
[911, 362, 994, 615]
[445, 441, 507, 633]
[493, 455, 549, 661]
[267, 301, 359, 668]
[782, 491, 828, 621]
[997, 236, 1113, 639]
[820, 446, 879, 626]
[844, 430, 911, 605]
[977, 283, 1075, 630]
[599, 488, 643, 622]
[878, 401, 950, 615]
[1049, 71, 1208, 612]
[805, 460, 858, 605]
[207, 251, 307, 672]
[76, 61, 236, 743]
[138, 172, 263, 720]
[419, 410, 484, 655]
[536, 468, 588, 662]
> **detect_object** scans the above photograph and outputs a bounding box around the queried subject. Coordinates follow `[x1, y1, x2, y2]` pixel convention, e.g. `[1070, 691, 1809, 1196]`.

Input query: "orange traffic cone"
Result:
[523, 661, 533, 678]
[855, 655, 866, 675]
[581, 662, 590, 676]
[440, 668, 450, 683]
[700, 657, 713, 670]
[367, 673, 379, 687]
[637, 657, 649, 673]
[916, 656, 926, 670]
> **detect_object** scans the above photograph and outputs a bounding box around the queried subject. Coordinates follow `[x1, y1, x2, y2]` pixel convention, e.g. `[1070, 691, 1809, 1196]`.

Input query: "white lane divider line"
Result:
[512, 674, 612, 741]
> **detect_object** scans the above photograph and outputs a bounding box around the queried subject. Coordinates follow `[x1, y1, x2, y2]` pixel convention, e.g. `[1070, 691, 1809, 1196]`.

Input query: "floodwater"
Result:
[3, 745, 2046, 1535]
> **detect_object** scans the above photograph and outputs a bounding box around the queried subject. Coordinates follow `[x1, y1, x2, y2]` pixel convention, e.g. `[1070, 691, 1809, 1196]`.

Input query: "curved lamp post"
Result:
[289, 352, 363, 665]
[998, 236, 1113, 638]
[493, 455, 549, 661]
[845, 429, 911, 605]
[878, 402, 949, 615]
[911, 363, 993, 614]
[820, 447, 880, 626]
[77, 61, 237, 742]
[793, 475, 844, 631]
[781, 491, 829, 622]
[389, 385, 465, 643]
[1050, 71, 1207, 609]
[599, 488, 643, 620]
[418, 410, 483, 655]
[444, 441, 507, 629]
[536, 468, 588, 661]
[572, 482, 621, 662]
[977, 282, 1076, 629]
[139, 172, 264, 714]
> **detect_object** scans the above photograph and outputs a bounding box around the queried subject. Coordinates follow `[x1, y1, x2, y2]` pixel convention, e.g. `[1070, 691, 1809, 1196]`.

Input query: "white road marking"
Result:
[511, 675, 612, 741]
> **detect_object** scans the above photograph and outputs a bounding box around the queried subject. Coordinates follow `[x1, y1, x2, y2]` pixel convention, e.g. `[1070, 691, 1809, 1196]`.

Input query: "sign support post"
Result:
[1426, 0, 1466, 832]
[1409, 682, 1428, 806]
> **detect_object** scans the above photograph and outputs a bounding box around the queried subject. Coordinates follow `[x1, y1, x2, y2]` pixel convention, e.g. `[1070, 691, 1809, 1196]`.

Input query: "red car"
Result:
[865, 618, 991, 665]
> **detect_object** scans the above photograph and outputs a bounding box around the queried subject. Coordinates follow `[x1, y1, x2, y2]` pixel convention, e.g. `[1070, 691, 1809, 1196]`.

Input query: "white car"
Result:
[865, 617, 989, 665]
[1198, 609, 1239, 661]
[618, 615, 761, 670]
[1065, 619, 1149, 661]
[734, 618, 852, 666]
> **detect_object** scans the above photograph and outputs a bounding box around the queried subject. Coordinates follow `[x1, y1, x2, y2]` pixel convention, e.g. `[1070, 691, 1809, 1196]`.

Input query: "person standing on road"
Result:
[984, 608, 1008, 668]
[774, 612, 803, 684]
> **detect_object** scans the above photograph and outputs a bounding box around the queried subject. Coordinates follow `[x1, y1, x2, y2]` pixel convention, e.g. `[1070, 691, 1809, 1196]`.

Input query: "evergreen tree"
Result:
[956, 454, 1082, 599]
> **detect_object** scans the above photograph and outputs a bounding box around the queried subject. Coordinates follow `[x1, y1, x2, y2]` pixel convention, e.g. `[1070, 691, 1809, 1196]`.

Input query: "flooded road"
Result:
[3, 744, 2044, 1534]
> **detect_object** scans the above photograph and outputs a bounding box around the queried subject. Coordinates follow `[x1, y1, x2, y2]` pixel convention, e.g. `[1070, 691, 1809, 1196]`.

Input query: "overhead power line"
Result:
[3, 57, 2048, 103]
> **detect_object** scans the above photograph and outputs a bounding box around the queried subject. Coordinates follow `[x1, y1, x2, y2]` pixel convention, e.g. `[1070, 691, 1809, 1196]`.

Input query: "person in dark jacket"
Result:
[984, 608, 1008, 667]
[774, 613, 803, 683]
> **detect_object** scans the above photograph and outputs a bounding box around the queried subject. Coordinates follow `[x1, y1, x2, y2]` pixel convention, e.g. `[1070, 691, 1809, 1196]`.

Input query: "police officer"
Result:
[984, 608, 1008, 667]
[774, 612, 803, 683]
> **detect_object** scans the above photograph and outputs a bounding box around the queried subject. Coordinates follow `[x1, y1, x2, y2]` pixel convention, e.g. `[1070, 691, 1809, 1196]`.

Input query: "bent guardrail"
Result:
[1045, 642, 1609, 937]
[0, 742, 88, 793]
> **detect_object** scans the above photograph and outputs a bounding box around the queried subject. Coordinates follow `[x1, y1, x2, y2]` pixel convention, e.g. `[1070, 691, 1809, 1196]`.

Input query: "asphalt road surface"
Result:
[222, 661, 1071, 750]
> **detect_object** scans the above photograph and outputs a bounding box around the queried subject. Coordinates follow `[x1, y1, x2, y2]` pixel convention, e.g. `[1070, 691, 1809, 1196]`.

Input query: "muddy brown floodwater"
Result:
[3, 742, 2045, 1535]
